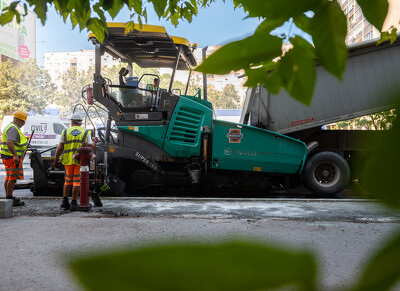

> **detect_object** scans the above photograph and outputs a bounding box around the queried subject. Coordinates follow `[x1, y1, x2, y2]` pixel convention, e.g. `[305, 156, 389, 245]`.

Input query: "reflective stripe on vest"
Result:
[0, 123, 28, 156]
[60, 126, 89, 165]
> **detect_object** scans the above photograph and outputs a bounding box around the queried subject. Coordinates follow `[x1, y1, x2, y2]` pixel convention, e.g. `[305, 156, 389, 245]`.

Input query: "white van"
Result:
[1, 115, 68, 152]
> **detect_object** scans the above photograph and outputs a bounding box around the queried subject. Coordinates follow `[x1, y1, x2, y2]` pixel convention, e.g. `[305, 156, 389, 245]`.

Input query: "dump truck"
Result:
[241, 37, 400, 183]
[31, 23, 384, 197]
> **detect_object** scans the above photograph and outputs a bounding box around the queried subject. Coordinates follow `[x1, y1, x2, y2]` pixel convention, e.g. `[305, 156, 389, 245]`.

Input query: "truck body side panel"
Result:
[211, 120, 307, 174]
[248, 40, 400, 134]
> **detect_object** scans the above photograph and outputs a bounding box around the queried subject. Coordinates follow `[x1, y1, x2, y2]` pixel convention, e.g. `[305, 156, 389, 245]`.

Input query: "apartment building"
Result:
[340, 0, 380, 43]
[44, 50, 119, 88]
[340, 0, 400, 44]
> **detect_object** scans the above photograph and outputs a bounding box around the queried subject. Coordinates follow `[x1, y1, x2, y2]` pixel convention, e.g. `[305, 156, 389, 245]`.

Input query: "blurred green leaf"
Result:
[268, 37, 316, 105]
[293, 14, 313, 36]
[255, 18, 287, 34]
[8, 1, 19, 10]
[69, 11, 78, 29]
[87, 18, 106, 42]
[66, 0, 85, 19]
[77, 9, 91, 31]
[150, 0, 167, 18]
[108, 0, 124, 19]
[244, 61, 276, 88]
[124, 20, 135, 34]
[351, 230, 400, 291]
[195, 34, 282, 75]
[378, 31, 391, 44]
[389, 28, 398, 44]
[361, 103, 400, 209]
[245, 67, 269, 88]
[53, 0, 68, 12]
[129, 0, 142, 14]
[93, 3, 106, 24]
[310, 1, 347, 80]
[143, 7, 147, 22]
[101, 0, 115, 10]
[182, 7, 193, 22]
[170, 11, 180, 26]
[264, 67, 284, 94]
[235, 0, 323, 19]
[357, 0, 389, 31]
[70, 241, 317, 291]
[32, 0, 48, 25]
[0, 11, 15, 25]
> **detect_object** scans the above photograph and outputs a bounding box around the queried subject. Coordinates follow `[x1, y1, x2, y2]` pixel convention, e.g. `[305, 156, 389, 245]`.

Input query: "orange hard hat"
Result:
[13, 110, 28, 121]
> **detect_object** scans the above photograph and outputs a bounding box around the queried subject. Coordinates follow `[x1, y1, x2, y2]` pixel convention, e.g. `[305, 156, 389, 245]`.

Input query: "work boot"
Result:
[70, 200, 78, 211]
[6, 196, 25, 207]
[60, 197, 70, 210]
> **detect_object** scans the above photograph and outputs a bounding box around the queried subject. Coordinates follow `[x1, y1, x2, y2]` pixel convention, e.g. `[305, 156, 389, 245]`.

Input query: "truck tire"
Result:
[303, 151, 350, 196]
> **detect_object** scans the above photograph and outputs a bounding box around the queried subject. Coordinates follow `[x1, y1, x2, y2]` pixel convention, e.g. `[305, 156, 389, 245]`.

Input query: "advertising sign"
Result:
[0, 0, 36, 61]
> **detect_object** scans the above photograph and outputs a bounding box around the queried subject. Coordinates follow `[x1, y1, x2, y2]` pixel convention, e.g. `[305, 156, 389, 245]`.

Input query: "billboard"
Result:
[0, 0, 36, 61]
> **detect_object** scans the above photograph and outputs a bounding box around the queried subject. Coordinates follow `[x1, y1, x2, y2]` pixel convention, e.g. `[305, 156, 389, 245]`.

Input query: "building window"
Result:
[355, 8, 362, 23]
[363, 23, 372, 35]
[364, 31, 373, 41]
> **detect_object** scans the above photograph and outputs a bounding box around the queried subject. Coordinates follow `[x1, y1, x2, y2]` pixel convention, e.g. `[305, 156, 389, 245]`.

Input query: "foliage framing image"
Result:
[2, 0, 400, 290]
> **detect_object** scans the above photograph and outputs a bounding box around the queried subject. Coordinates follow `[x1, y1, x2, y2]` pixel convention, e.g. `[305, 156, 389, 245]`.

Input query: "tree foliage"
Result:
[56, 66, 93, 113]
[0, 59, 56, 119]
[208, 84, 241, 109]
[1, 0, 400, 290]
[334, 110, 397, 130]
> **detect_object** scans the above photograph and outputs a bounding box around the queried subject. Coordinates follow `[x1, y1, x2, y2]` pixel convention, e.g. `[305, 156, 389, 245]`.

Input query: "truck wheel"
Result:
[303, 151, 350, 196]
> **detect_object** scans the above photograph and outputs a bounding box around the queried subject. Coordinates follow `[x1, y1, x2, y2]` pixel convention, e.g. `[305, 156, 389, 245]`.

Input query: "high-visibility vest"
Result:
[60, 126, 90, 165]
[0, 123, 28, 156]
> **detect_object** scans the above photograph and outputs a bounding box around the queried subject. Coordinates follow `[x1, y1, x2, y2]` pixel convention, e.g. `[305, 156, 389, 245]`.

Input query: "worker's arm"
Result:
[6, 139, 19, 165]
[54, 143, 64, 166]
[90, 137, 98, 150]
[87, 134, 96, 150]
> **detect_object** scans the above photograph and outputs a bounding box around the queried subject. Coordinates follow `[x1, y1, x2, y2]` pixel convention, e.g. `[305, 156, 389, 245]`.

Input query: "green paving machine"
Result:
[30, 23, 350, 196]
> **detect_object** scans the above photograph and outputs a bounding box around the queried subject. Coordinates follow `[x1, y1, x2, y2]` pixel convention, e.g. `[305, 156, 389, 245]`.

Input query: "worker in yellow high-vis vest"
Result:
[0, 111, 28, 206]
[54, 112, 94, 211]
[146, 78, 159, 91]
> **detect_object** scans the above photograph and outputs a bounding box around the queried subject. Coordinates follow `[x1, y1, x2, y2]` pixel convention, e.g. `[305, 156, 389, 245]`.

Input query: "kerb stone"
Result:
[0, 199, 13, 219]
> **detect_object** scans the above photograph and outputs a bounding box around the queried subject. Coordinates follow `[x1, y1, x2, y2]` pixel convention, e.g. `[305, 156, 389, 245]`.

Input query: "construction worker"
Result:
[147, 78, 159, 91]
[0, 111, 28, 206]
[53, 112, 93, 211]
[146, 78, 159, 106]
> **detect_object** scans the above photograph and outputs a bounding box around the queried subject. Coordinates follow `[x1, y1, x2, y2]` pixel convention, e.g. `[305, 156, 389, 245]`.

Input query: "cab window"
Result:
[53, 123, 66, 135]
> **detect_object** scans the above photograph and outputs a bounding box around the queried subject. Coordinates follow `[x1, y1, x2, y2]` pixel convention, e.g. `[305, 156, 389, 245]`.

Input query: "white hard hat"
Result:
[70, 112, 83, 121]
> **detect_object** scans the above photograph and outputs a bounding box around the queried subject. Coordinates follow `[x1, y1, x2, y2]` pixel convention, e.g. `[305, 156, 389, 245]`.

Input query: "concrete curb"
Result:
[0, 199, 13, 219]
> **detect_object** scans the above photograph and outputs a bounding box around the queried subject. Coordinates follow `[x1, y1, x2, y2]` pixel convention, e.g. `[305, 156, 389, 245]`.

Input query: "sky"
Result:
[35, 1, 311, 67]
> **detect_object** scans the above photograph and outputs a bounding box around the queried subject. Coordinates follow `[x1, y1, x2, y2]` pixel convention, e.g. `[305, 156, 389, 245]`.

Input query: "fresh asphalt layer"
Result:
[9, 196, 400, 222]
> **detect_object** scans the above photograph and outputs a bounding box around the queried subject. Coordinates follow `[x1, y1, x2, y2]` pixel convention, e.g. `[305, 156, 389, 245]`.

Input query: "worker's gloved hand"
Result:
[93, 137, 99, 143]
[13, 156, 20, 168]
[53, 159, 60, 169]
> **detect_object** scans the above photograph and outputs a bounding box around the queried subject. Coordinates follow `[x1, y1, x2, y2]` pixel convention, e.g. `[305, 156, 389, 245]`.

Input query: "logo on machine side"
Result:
[226, 129, 243, 143]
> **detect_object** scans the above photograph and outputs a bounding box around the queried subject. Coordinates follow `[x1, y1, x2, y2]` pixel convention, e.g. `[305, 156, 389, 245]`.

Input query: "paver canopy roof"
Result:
[89, 23, 197, 70]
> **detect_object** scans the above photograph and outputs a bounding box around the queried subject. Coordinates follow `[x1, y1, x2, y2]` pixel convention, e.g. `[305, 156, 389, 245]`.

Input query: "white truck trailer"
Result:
[241, 37, 400, 182]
